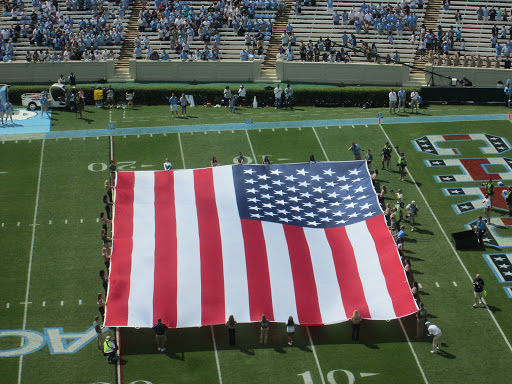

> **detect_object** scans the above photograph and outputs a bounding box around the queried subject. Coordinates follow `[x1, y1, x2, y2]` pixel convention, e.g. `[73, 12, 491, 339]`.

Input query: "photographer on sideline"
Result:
[398, 152, 407, 181]
[381, 141, 392, 170]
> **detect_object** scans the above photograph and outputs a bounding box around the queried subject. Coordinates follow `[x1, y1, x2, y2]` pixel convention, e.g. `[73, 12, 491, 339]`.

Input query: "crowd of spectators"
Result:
[1, 0, 130, 62]
[137, 0, 276, 61]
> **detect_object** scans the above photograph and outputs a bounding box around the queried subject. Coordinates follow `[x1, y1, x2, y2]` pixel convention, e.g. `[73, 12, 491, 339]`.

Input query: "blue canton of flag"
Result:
[233, 161, 382, 229]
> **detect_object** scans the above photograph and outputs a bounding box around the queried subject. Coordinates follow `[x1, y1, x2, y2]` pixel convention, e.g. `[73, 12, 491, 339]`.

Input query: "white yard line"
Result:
[178, 132, 186, 169]
[245, 130, 257, 164]
[378, 123, 512, 353]
[210, 326, 223, 384]
[306, 326, 326, 384]
[18, 138, 45, 384]
[398, 319, 429, 384]
[312, 127, 330, 161]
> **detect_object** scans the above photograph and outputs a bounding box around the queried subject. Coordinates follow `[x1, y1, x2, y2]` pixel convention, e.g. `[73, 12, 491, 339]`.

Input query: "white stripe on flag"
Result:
[346, 221, 395, 319]
[212, 166, 251, 323]
[127, 172, 156, 327]
[303, 228, 346, 324]
[175, 170, 202, 327]
[262, 222, 298, 322]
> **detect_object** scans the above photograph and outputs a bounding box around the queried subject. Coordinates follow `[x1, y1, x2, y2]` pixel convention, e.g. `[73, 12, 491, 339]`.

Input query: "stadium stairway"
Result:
[111, 0, 144, 82]
[257, 0, 295, 83]
[407, 0, 443, 86]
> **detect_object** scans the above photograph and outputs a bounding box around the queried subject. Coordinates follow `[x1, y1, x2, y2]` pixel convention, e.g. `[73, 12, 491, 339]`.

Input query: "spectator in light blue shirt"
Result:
[160, 50, 169, 60]
[240, 48, 248, 61]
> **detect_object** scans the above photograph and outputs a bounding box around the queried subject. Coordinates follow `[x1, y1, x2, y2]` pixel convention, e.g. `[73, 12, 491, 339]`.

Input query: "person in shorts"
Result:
[0, 99, 4, 125]
[4, 99, 13, 124]
[473, 274, 484, 308]
[153, 318, 168, 352]
[169, 93, 178, 117]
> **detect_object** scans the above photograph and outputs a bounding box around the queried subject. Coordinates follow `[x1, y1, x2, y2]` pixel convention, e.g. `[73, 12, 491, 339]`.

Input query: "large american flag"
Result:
[105, 161, 417, 328]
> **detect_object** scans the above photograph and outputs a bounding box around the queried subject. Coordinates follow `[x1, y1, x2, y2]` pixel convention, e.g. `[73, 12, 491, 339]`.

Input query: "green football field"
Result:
[1, 103, 512, 384]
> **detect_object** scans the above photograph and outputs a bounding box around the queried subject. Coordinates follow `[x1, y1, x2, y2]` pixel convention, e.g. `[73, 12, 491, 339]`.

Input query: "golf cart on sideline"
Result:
[22, 83, 75, 111]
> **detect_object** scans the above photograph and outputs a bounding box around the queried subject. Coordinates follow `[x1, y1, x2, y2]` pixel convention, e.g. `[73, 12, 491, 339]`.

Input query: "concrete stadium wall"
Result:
[129, 59, 262, 82]
[425, 65, 512, 87]
[0, 61, 114, 83]
[276, 61, 410, 86]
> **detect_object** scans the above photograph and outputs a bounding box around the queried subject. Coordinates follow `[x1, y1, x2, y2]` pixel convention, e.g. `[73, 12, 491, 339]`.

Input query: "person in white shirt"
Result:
[388, 89, 397, 114]
[425, 322, 442, 353]
[163, 158, 172, 171]
[410, 89, 419, 113]
[238, 85, 247, 105]
[483, 194, 492, 224]
[274, 84, 283, 109]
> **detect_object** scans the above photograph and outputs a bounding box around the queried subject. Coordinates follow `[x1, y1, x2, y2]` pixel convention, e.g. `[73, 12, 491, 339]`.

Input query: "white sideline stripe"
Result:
[42, 301, 46, 307]
[306, 326, 326, 384]
[312, 127, 329, 161]
[435, 282, 440, 288]
[378, 123, 512, 354]
[399, 318, 429, 384]
[178, 132, 186, 169]
[18, 138, 45, 384]
[61, 301, 64, 306]
[6, 303, 9, 308]
[80, 219, 83, 223]
[17, 222, 20, 226]
[245, 130, 257, 165]
[418, 283, 422, 289]
[453, 281, 458, 287]
[79, 300, 82, 305]
[210, 326, 223, 384]
[49, 220, 51, 224]
[65, 219, 68, 224]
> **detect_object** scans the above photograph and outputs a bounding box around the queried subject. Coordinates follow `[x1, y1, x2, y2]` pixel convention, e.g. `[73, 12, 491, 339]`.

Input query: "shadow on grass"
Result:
[486, 304, 501, 313]
[121, 316, 422, 356]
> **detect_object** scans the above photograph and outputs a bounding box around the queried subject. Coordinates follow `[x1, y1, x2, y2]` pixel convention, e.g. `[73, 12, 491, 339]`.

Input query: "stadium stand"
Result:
[0, 0, 132, 62]
[133, 0, 276, 62]
[434, 1, 512, 68]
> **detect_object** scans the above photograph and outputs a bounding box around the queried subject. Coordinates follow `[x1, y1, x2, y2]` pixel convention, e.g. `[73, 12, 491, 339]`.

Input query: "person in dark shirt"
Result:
[473, 274, 485, 308]
[153, 318, 169, 352]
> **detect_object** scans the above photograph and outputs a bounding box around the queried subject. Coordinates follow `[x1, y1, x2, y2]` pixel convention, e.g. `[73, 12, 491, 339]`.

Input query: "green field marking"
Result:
[381, 121, 512, 381]
[120, 327, 220, 384]
[16, 138, 116, 384]
[246, 127, 326, 165]
[212, 323, 323, 384]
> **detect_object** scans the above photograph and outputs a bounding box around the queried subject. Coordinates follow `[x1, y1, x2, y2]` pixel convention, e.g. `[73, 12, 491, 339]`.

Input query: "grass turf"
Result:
[1, 106, 512, 383]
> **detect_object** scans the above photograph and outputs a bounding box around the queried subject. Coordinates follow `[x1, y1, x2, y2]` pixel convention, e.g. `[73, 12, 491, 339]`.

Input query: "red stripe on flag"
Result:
[194, 168, 225, 325]
[366, 215, 417, 317]
[105, 172, 135, 326]
[283, 225, 322, 325]
[325, 227, 371, 319]
[241, 219, 274, 321]
[153, 172, 178, 328]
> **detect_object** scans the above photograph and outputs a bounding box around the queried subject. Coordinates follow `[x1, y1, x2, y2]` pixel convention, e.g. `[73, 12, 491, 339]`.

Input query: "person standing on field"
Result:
[285, 84, 294, 108]
[483, 194, 492, 224]
[226, 315, 237, 346]
[381, 141, 392, 170]
[473, 274, 485, 308]
[169, 93, 178, 117]
[485, 178, 494, 206]
[410, 89, 419, 113]
[259, 315, 269, 345]
[388, 89, 397, 114]
[274, 84, 283, 109]
[40, 92, 50, 118]
[415, 302, 427, 339]
[406, 200, 418, 231]
[93, 316, 104, 350]
[397, 87, 406, 112]
[153, 318, 168, 352]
